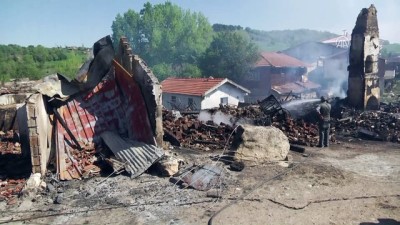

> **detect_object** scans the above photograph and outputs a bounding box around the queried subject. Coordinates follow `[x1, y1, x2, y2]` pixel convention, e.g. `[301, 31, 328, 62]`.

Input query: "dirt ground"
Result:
[0, 137, 399, 225]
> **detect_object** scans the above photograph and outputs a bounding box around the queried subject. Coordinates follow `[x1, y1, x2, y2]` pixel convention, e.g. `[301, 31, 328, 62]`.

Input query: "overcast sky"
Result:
[0, 0, 399, 47]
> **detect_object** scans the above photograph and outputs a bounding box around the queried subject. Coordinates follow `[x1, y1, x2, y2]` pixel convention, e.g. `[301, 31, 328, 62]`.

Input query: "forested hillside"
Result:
[245, 28, 338, 51]
[211, 24, 339, 51]
[0, 45, 89, 82]
[382, 44, 400, 58]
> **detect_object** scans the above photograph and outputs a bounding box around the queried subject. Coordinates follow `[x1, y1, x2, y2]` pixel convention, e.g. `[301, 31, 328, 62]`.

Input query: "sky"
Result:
[0, 0, 399, 47]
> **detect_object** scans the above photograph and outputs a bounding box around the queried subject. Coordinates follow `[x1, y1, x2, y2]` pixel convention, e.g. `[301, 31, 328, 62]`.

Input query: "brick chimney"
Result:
[347, 4, 380, 110]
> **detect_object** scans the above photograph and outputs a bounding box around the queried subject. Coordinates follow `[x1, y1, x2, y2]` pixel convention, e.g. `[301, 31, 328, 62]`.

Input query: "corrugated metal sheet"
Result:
[100, 131, 164, 178]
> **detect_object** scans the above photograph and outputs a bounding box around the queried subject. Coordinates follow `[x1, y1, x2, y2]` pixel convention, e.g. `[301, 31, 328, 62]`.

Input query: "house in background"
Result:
[241, 51, 320, 102]
[282, 39, 349, 97]
[161, 77, 250, 111]
[378, 57, 397, 96]
[386, 56, 400, 77]
[271, 80, 321, 101]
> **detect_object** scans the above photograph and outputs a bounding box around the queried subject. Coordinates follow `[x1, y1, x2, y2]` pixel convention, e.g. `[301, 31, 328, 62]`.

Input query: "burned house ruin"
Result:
[347, 4, 380, 110]
[0, 36, 165, 182]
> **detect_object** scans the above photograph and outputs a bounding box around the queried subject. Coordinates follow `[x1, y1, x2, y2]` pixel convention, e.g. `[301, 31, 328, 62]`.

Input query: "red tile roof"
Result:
[161, 77, 225, 96]
[256, 52, 309, 67]
[273, 82, 306, 94]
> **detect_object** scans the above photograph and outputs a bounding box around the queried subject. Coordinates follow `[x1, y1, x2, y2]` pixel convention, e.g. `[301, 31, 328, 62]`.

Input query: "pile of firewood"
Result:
[163, 110, 234, 150]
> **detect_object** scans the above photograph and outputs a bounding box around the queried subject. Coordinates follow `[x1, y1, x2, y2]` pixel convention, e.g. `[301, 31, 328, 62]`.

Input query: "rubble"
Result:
[163, 109, 235, 150]
[0, 178, 25, 203]
[155, 153, 184, 176]
[162, 92, 400, 150]
[332, 103, 400, 142]
[163, 97, 327, 148]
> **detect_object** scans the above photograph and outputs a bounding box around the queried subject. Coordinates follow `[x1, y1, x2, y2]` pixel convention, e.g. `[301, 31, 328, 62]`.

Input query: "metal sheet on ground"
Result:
[181, 164, 223, 191]
[101, 131, 164, 178]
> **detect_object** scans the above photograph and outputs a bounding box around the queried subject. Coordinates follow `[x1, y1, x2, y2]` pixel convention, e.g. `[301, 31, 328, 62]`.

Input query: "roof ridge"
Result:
[260, 53, 274, 66]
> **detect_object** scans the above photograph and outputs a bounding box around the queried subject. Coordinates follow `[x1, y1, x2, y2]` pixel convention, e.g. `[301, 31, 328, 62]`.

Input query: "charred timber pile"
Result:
[333, 103, 400, 142]
[163, 104, 324, 148]
[161, 96, 400, 148]
[219, 104, 324, 147]
[272, 118, 322, 147]
[163, 110, 234, 150]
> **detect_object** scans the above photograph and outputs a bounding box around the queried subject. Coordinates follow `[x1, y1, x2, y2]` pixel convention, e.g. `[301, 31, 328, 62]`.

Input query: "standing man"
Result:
[317, 96, 331, 148]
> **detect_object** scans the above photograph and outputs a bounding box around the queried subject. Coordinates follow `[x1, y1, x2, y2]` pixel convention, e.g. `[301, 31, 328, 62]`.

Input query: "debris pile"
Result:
[163, 100, 325, 149]
[0, 79, 39, 95]
[272, 119, 322, 146]
[0, 178, 25, 204]
[0, 130, 21, 154]
[211, 102, 324, 147]
[333, 103, 400, 142]
[63, 146, 100, 179]
[0, 36, 164, 185]
[163, 110, 234, 150]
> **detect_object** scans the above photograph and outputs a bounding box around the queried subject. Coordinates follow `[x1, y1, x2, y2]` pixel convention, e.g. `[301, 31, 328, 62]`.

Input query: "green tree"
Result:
[199, 31, 260, 81]
[0, 44, 88, 81]
[112, 10, 141, 51]
[111, 2, 213, 80]
[32, 45, 49, 63]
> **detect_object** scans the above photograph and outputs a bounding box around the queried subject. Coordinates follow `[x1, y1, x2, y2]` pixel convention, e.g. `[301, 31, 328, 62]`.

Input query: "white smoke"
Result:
[282, 98, 321, 119]
[198, 110, 234, 126]
[319, 55, 349, 98]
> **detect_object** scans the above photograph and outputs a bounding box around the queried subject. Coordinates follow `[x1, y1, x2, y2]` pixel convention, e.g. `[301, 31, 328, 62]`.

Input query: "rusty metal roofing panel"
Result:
[256, 52, 309, 68]
[273, 80, 321, 95]
[100, 131, 164, 178]
[272, 82, 306, 94]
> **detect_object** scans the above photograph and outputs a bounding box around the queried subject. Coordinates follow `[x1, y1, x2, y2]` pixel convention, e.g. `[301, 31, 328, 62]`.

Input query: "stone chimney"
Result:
[347, 4, 380, 110]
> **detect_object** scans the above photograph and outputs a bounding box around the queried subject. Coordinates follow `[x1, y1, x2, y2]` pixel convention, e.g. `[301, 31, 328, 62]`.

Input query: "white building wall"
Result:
[162, 92, 202, 111]
[201, 83, 247, 109]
